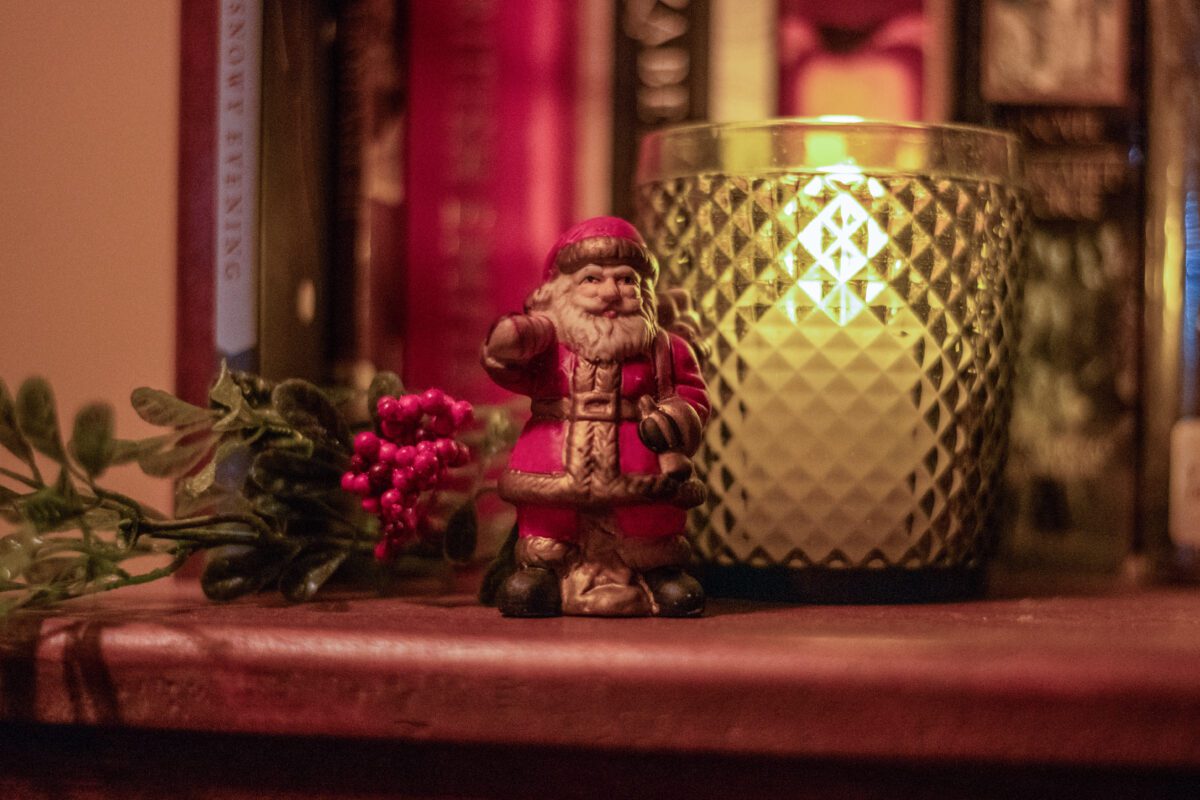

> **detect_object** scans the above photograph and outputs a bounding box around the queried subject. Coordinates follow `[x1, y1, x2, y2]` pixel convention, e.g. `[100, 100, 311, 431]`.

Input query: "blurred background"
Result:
[1, 0, 1188, 577]
[0, 2, 179, 511]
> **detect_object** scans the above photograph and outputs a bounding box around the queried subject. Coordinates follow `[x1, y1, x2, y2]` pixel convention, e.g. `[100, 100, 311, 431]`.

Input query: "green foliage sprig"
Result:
[0, 367, 519, 615]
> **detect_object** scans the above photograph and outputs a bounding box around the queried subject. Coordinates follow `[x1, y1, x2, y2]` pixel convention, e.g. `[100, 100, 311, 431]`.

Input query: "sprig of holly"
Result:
[0, 367, 518, 614]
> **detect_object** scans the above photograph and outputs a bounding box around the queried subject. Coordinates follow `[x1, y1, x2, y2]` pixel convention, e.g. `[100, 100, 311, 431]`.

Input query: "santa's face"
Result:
[544, 263, 656, 362]
[567, 263, 644, 319]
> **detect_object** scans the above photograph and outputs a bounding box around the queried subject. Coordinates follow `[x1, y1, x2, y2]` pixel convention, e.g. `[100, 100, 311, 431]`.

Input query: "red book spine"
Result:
[404, 0, 578, 403]
[176, 0, 218, 406]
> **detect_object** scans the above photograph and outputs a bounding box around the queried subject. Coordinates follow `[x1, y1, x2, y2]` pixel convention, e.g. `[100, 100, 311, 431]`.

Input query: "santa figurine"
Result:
[481, 217, 711, 617]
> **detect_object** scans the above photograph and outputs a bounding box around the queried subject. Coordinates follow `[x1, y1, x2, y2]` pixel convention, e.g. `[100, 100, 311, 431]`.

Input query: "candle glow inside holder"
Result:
[635, 119, 1024, 602]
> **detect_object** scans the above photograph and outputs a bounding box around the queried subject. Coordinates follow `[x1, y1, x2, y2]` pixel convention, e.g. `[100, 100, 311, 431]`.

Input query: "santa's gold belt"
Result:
[531, 395, 640, 422]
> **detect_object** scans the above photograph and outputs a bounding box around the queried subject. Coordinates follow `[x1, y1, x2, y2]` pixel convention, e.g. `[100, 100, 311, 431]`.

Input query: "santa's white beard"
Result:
[549, 294, 657, 363]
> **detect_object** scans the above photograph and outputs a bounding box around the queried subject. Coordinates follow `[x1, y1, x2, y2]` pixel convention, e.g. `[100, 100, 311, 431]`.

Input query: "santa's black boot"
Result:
[497, 566, 562, 617]
[644, 567, 705, 617]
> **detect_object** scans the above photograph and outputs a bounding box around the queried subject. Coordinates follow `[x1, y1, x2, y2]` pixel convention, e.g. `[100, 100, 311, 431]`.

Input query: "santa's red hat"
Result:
[542, 216, 658, 283]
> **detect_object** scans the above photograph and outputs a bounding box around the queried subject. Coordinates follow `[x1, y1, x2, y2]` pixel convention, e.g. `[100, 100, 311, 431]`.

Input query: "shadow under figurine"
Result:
[481, 217, 711, 617]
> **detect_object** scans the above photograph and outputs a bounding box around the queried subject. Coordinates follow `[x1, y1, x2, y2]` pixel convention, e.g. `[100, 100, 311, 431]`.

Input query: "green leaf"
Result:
[255, 491, 346, 523]
[228, 370, 275, 407]
[278, 548, 347, 603]
[443, 503, 478, 564]
[0, 379, 34, 464]
[200, 545, 285, 601]
[137, 435, 217, 478]
[180, 438, 246, 498]
[20, 485, 78, 531]
[309, 442, 351, 471]
[249, 450, 342, 497]
[367, 371, 405, 427]
[69, 402, 115, 478]
[24, 555, 86, 585]
[273, 380, 353, 450]
[211, 404, 258, 433]
[15, 377, 66, 462]
[281, 513, 361, 540]
[54, 467, 79, 508]
[0, 533, 33, 583]
[174, 483, 254, 518]
[321, 385, 357, 409]
[39, 507, 123, 534]
[254, 408, 291, 430]
[483, 409, 519, 456]
[252, 494, 294, 520]
[109, 434, 172, 465]
[207, 362, 244, 411]
[204, 365, 260, 431]
[131, 387, 213, 428]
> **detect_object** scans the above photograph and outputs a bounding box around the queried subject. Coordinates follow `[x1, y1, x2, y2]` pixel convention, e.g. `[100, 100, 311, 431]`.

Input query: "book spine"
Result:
[177, 0, 219, 405]
[1143, 0, 1200, 574]
[708, 0, 777, 123]
[213, 0, 262, 374]
[182, 1, 335, 396]
[256, 0, 335, 383]
[329, 0, 409, 392]
[574, 0, 615, 221]
[610, 0, 711, 221]
[956, 0, 1145, 571]
[403, 0, 578, 403]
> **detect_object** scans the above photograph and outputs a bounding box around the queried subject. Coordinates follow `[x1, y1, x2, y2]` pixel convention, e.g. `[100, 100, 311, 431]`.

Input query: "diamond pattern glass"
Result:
[636, 139, 1024, 570]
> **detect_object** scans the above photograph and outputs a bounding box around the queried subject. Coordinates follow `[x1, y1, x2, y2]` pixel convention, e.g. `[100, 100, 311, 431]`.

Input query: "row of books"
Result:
[179, 0, 963, 399]
[178, 0, 1155, 573]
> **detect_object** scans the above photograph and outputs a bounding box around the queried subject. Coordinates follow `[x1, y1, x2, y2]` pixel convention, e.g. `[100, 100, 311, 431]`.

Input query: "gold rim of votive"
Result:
[636, 117, 1022, 185]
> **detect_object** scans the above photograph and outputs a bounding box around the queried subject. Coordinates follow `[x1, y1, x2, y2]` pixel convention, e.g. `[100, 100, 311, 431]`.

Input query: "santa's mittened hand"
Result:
[638, 410, 677, 454]
[485, 314, 555, 363]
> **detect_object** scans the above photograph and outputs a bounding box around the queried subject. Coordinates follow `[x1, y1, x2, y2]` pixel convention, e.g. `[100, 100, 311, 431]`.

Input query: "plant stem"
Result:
[292, 534, 375, 553]
[25, 457, 43, 486]
[37, 540, 103, 557]
[143, 527, 262, 546]
[135, 512, 277, 540]
[5, 548, 198, 613]
[0, 466, 38, 490]
[79, 548, 195, 596]
[93, 486, 166, 520]
[137, 525, 375, 553]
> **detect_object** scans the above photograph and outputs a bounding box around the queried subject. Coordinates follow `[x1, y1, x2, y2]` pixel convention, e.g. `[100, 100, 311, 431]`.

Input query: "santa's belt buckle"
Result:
[572, 391, 618, 421]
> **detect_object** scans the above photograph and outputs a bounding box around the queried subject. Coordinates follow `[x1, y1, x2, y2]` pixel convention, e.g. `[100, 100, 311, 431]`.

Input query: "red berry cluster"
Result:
[340, 389, 473, 560]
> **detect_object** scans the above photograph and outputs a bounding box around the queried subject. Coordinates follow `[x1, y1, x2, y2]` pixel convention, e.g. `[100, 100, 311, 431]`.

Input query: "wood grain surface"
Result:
[3, 576, 1200, 773]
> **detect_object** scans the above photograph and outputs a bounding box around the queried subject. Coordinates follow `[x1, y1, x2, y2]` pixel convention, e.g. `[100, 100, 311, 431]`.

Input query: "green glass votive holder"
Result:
[635, 119, 1025, 602]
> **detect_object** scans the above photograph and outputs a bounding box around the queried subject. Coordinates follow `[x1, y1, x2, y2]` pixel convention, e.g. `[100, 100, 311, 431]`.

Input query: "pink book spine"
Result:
[404, 0, 578, 403]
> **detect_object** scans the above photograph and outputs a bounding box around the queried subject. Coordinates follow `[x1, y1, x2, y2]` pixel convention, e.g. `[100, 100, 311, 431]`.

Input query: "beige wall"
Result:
[0, 1, 180, 509]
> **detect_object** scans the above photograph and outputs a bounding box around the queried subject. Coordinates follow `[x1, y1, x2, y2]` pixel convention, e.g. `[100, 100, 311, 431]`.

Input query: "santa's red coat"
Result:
[485, 333, 709, 541]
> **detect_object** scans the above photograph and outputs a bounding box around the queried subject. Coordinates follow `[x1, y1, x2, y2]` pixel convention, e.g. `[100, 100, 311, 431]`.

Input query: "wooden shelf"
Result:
[4, 576, 1200, 774]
